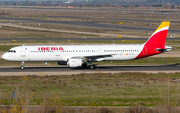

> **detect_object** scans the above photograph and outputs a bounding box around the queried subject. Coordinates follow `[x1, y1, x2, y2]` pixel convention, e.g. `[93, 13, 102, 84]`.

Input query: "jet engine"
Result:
[67, 59, 83, 67]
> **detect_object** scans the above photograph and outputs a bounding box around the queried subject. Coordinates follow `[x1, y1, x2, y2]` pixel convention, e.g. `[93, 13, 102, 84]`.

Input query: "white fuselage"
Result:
[2, 45, 145, 62]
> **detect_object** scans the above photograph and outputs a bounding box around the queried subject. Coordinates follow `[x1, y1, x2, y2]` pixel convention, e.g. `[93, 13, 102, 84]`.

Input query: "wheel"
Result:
[82, 63, 88, 68]
[89, 65, 95, 70]
[21, 66, 24, 70]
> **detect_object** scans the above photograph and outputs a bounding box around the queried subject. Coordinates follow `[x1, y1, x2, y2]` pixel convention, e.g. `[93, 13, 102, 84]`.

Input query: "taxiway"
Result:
[0, 64, 180, 75]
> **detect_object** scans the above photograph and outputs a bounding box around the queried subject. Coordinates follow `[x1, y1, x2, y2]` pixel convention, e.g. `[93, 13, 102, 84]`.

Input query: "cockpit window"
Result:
[8, 50, 16, 53]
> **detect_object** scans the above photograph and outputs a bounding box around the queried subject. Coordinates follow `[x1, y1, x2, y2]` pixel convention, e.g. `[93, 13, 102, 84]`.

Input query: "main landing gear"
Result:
[89, 65, 95, 69]
[89, 62, 96, 69]
[81, 62, 96, 69]
[82, 63, 96, 69]
[21, 61, 24, 70]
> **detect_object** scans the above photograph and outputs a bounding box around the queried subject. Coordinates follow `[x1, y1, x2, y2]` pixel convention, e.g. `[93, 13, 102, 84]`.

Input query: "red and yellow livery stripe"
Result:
[135, 21, 170, 59]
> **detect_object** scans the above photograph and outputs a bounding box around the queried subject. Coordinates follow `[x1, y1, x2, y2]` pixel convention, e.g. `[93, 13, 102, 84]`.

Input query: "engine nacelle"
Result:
[67, 59, 83, 67]
[57, 61, 67, 65]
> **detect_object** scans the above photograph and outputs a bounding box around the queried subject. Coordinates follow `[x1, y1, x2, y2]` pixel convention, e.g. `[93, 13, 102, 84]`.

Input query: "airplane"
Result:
[2, 21, 172, 70]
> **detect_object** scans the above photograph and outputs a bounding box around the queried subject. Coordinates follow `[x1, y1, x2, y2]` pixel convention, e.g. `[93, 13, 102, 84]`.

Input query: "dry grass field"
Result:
[0, 73, 180, 112]
[0, 26, 110, 39]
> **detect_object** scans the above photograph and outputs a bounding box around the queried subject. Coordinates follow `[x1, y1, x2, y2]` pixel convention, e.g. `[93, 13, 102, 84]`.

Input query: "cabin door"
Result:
[21, 47, 26, 57]
[56, 50, 60, 56]
[98, 48, 102, 55]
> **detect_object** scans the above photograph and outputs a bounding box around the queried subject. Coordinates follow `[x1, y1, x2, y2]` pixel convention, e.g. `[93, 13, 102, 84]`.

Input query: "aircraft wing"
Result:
[71, 53, 122, 60]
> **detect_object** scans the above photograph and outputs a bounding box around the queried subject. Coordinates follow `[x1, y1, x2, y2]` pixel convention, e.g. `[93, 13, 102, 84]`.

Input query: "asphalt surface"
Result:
[0, 38, 179, 41]
[47, 16, 180, 23]
[0, 64, 180, 72]
[0, 16, 179, 34]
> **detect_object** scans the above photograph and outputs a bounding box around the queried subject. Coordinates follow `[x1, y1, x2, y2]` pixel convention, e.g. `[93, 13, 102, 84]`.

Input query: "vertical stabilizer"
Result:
[144, 21, 170, 48]
[135, 21, 170, 59]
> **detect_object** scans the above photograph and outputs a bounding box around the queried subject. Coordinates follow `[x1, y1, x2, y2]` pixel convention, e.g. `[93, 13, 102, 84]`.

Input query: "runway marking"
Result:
[166, 55, 172, 57]
[97, 71, 104, 74]
[37, 72, 46, 76]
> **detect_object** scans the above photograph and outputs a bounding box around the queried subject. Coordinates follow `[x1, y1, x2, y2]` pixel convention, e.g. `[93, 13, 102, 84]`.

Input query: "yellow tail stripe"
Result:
[155, 21, 170, 32]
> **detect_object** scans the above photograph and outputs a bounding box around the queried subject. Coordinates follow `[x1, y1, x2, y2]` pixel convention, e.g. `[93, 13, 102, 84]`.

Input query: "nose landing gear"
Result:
[21, 61, 24, 70]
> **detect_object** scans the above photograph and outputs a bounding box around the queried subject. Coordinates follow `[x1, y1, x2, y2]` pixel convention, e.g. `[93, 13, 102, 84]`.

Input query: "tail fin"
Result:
[144, 21, 170, 48]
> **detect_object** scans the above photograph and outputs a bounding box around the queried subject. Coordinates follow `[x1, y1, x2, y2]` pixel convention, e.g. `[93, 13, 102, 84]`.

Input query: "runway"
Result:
[0, 64, 180, 75]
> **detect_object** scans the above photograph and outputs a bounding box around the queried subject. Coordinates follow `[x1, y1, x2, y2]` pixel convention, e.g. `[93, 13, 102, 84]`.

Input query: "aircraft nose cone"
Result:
[2, 53, 8, 60]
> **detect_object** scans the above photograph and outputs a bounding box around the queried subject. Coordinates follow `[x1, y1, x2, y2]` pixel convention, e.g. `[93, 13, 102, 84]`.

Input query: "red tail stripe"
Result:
[135, 30, 168, 59]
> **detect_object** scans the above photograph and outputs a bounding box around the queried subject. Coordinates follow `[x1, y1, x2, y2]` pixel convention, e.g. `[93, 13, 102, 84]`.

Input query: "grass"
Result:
[0, 73, 180, 107]
[0, 26, 112, 39]
[0, 45, 18, 51]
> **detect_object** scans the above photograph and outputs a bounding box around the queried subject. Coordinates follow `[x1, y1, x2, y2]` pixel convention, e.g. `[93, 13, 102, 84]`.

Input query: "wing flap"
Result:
[71, 53, 120, 59]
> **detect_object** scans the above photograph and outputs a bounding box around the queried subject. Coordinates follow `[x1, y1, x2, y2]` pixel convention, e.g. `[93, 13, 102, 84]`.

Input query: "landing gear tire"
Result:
[89, 65, 95, 70]
[21, 66, 24, 70]
[21, 61, 24, 70]
[82, 63, 88, 68]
